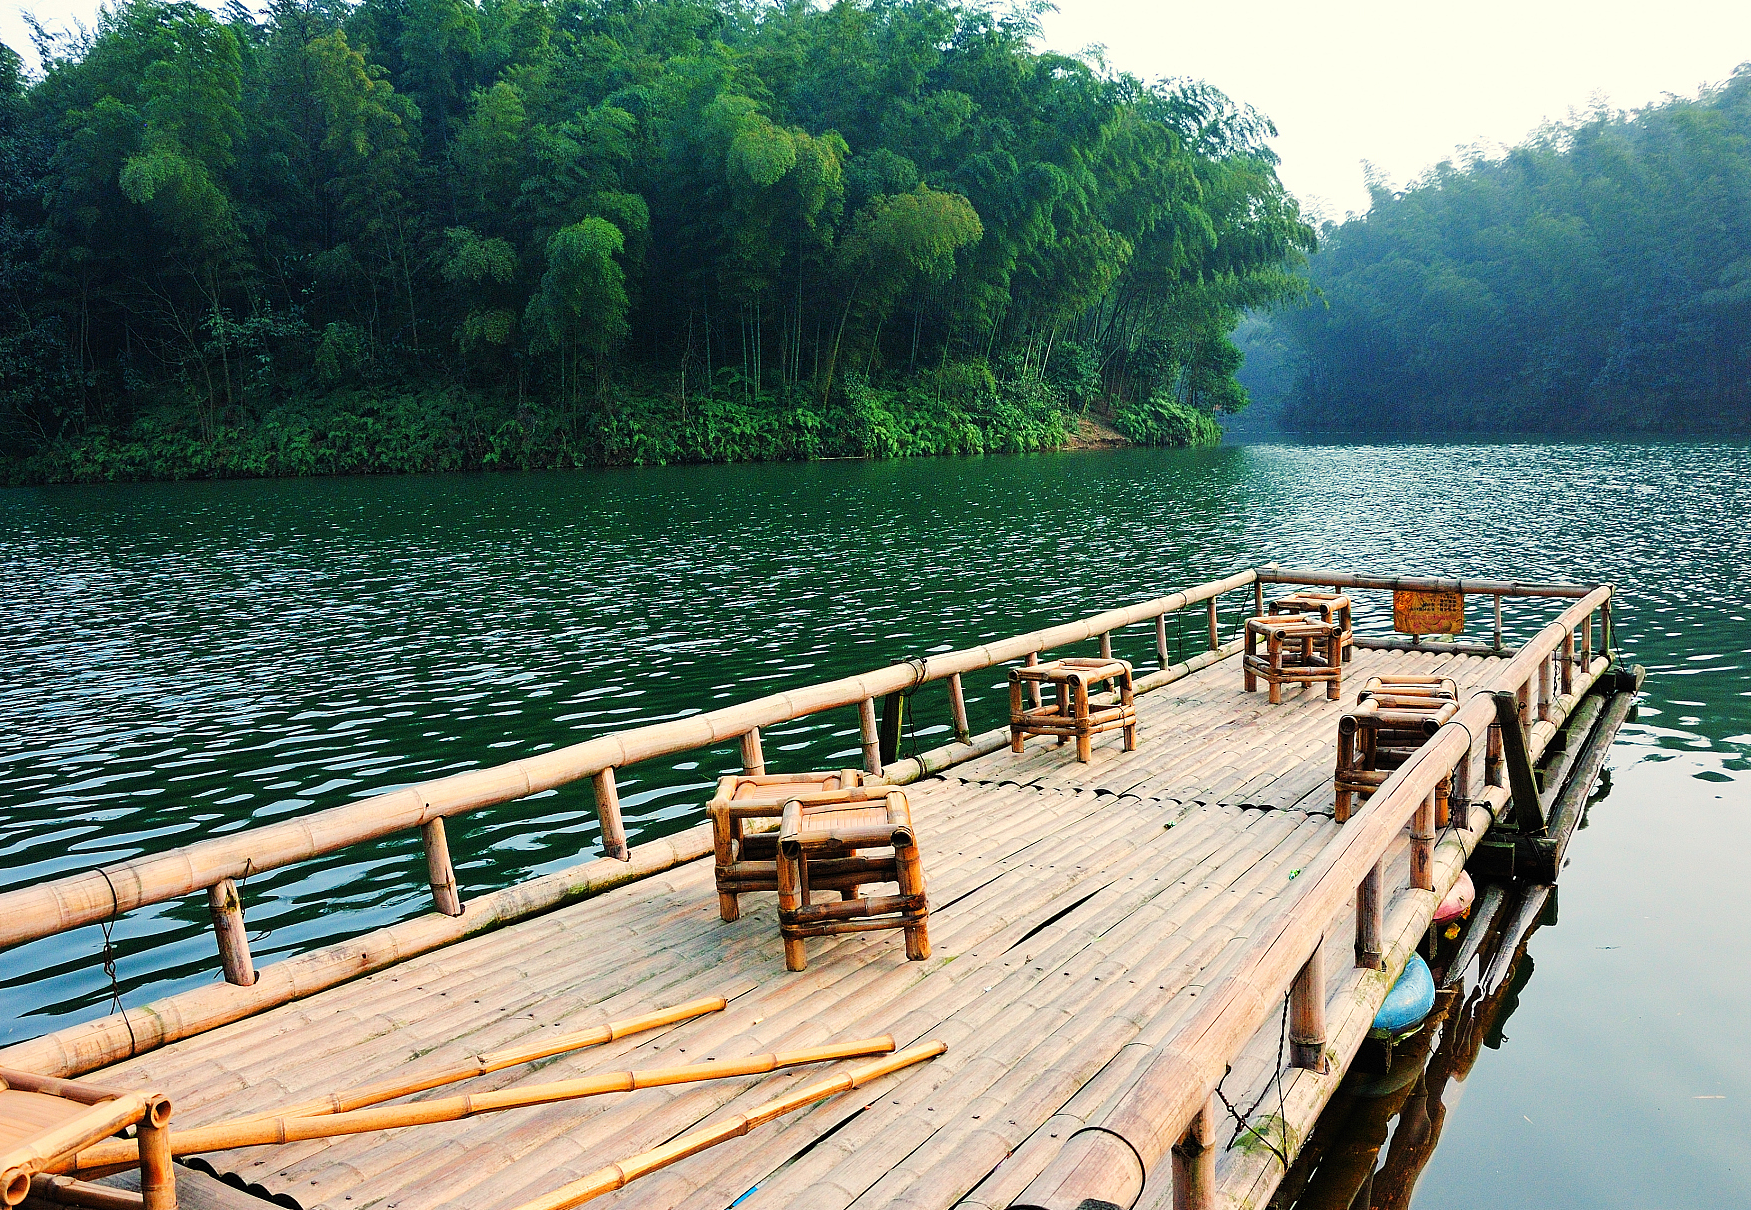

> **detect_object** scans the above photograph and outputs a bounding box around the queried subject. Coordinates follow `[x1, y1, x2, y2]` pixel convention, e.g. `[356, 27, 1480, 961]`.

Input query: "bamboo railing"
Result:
[0, 570, 1259, 1013]
[1011, 581, 1615, 1210]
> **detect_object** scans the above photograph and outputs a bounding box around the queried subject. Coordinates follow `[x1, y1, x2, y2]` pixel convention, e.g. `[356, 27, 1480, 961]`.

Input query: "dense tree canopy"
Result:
[0, 0, 1313, 478]
[1276, 66, 1751, 434]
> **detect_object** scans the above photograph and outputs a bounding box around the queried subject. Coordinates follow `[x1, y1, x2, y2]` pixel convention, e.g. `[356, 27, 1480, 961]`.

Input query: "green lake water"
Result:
[2, 441, 1747, 1206]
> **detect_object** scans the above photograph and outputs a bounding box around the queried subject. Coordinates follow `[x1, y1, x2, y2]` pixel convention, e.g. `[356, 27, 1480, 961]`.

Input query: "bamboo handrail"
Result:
[1256, 566, 1598, 598]
[0, 570, 1259, 951]
[1012, 584, 1613, 1209]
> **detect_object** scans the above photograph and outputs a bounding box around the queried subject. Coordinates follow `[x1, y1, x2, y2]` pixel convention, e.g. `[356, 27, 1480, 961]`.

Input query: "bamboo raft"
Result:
[0, 567, 1636, 1210]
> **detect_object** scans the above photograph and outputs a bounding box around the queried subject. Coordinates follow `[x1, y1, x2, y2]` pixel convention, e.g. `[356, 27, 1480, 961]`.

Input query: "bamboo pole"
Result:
[0, 569, 1259, 951]
[205, 878, 254, 988]
[1206, 598, 1219, 650]
[1256, 567, 1597, 599]
[234, 996, 726, 1123]
[1156, 613, 1169, 670]
[591, 768, 629, 861]
[1, 1094, 155, 1204]
[1411, 791, 1435, 892]
[136, 1099, 174, 1210]
[1356, 860, 1384, 970]
[739, 728, 765, 777]
[948, 674, 971, 745]
[858, 698, 882, 776]
[499, 1042, 947, 1210]
[1289, 936, 1327, 1073]
[421, 819, 463, 918]
[1170, 1098, 1216, 1210]
[27, 1175, 144, 1209]
[1100, 633, 1114, 660]
[1023, 652, 1043, 709]
[1494, 594, 1504, 649]
[68, 1039, 897, 1173]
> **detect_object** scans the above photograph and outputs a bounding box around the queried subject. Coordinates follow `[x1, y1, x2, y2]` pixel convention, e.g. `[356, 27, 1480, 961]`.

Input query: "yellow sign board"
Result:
[1394, 589, 1465, 636]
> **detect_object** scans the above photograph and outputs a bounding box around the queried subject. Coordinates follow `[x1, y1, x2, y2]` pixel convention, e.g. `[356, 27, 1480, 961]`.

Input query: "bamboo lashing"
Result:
[66, 1038, 897, 1174]
[500, 1041, 948, 1210]
[1011, 586, 1610, 1210]
[234, 995, 726, 1122]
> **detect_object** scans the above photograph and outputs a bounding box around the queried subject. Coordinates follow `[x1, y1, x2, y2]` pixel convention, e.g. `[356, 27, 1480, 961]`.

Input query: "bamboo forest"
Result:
[0, 0, 1315, 481]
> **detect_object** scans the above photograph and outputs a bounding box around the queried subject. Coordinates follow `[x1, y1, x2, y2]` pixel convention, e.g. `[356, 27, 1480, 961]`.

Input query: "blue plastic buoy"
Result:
[1372, 954, 1436, 1036]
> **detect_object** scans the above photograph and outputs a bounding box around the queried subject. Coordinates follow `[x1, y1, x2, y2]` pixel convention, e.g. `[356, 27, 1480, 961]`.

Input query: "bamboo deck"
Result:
[77, 647, 1503, 1210]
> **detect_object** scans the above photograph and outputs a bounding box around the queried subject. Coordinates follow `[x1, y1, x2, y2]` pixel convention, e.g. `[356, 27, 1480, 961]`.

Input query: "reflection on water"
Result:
[2, 440, 1749, 1207]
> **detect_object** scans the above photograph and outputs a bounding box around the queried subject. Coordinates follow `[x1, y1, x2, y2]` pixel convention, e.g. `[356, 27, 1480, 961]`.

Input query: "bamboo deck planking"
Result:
[76, 646, 1502, 1210]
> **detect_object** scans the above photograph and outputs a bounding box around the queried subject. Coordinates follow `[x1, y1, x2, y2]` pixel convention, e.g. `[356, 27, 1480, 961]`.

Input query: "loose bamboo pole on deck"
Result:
[499, 1042, 947, 1210]
[67, 1039, 897, 1174]
[205, 878, 255, 987]
[1010, 586, 1612, 1210]
[27, 1174, 144, 1209]
[421, 819, 463, 918]
[1, 1093, 157, 1205]
[234, 996, 726, 1122]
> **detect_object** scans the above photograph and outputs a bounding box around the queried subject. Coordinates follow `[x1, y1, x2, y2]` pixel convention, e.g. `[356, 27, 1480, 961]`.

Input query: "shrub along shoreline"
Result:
[6, 378, 1221, 485]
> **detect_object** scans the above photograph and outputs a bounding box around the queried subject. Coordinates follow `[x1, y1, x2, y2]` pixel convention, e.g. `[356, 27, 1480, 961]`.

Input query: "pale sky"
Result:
[5, 0, 1750, 218]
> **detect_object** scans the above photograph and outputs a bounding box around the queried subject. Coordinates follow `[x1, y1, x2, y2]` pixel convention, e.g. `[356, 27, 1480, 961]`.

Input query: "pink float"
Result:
[1435, 870, 1475, 924]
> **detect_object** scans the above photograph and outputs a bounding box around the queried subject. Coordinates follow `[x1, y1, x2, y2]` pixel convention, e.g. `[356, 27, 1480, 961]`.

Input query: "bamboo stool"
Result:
[0, 1067, 176, 1209]
[708, 770, 867, 922]
[1268, 590, 1355, 662]
[1008, 657, 1137, 762]
[775, 789, 928, 972]
[1243, 615, 1344, 704]
[1334, 676, 1460, 821]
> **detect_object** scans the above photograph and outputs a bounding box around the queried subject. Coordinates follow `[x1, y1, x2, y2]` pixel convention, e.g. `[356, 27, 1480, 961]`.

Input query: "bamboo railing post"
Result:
[1486, 718, 1503, 788]
[739, 728, 765, 777]
[1099, 632, 1113, 660]
[1603, 595, 1615, 658]
[138, 1097, 174, 1210]
[1023, 652, 1043, 709]
[1356, 860, 1384, 969]
[590, 769, 629, 862]
[1206, 597, 1219, 650]
[1583, 608, 1594, 670]
[1253, 578, 1264, 616]
[420, 819, 463, 918]
[947, 674, 971, 745]
[206, 878, 255, 987]
[1171, 1097, 1217, 1210]
[1411, 791, 1436, 892]
[1562, 628, 1576, 695]
[858, 698, 882, 776]
[1538, 650, 1553, 722]
[1452, 741, 1473, 813]
[1493, 593, 1504, 650]
[1517, 680, 1533, 732]
[1289, 937, 1328, 1072]
[1156, 613, 1169, 671]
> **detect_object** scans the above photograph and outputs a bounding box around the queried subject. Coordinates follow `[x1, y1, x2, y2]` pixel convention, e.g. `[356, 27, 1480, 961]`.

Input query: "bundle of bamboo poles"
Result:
[58, 992, 905, 1184]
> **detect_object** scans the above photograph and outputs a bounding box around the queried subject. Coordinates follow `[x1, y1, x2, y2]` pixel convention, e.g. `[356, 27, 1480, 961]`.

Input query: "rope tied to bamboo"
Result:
[95, 868, 138, 1060]
[1212, 988, 1292, 1168]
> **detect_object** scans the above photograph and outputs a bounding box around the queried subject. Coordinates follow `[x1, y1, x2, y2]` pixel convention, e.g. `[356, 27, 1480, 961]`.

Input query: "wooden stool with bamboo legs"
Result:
[1008, 657, 1137, 762]
[1334, 676, 1459, 821]
[707, 770, 867, 922]
[775, 789, 928, 972]
[0, 1068, 177, 1210]
[1244, 615, 1344, 704]
[1268, 590, 1355, 662]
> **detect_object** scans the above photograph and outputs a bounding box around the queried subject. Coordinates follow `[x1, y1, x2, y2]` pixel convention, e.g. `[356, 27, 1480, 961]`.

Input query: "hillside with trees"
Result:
[1277, 66, 1751, 434]
[0, 0, 1314, 482]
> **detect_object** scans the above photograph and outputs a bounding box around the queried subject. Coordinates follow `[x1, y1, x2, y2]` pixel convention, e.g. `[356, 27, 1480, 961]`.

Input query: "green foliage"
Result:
[1277, 67, 1751, 433]
[1112, 394, 1223, 447]
[1, 0, 1312, 476]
